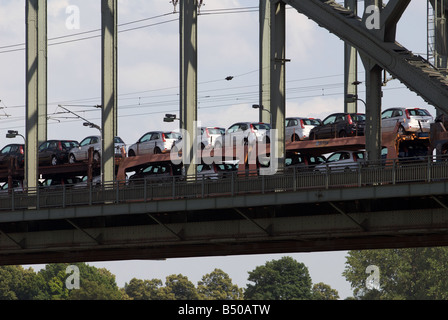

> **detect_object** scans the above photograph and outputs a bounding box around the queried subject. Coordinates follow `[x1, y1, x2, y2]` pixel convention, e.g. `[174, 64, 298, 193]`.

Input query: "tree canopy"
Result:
[343, 247, 448, 300]
[0, 257, 338, 300]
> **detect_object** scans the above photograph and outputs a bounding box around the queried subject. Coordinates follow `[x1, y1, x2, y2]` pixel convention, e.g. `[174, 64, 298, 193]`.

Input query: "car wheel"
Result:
[154, 147, 161, 154]
[214, 141, 222, 149]
[309, 133, 316, 140]
[292, 134, 300, 142]
[69, 154, 76, 164]
[398, 125, 406, 135]
[51, 156, 58, 166]
[339, 130, 347, 138]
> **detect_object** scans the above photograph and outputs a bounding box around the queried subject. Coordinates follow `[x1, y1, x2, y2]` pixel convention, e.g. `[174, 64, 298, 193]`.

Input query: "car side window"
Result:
[39, 142, 48, 151]
[1, 146, 11, 154]
[327, 153, 341, 162]
[335, 115, 345, 123]
[227, 125, 239, 133]
[80, 138, 91, 147]
[140, 133, 152, 143]
[151, 133, 160, 140]
[392, 110, 402, 117]
[49, 142, 57, 149]
[240, 124, 248, 131]
[340, 152, 350, 160]
[323, 116, 336, 125]
[382, 110, 393, 119]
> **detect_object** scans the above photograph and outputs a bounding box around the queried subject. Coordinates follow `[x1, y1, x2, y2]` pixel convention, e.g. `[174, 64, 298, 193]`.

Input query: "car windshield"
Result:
[407, 109, 431, 117]
[206, 128, 222, 135]
[350, 114, 366, 121]
[164, 132, 181, 139]
[252, 123, 271, 130]
[63, 141, 79, 148]
[303, 119, 320, 126]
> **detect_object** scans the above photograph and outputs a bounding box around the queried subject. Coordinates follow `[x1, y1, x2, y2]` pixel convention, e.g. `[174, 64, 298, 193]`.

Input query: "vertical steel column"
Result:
[180, 0, 198, 179]
[363, 59, 383, 162]
[344, 0, 358, 113]
[362, 0, 383, 162]
[271, 1, 286, 171]
[259, 0, 272, 123]
[26, 0, 46, 191]
[101, 0, 118, 184]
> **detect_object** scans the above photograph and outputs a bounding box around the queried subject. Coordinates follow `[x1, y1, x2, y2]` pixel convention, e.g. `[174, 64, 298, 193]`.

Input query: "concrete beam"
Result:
[271, 0, 286, 170]
[259, 0, 272, 123]
[180, 0, 198, 179]
[101, 0, 118, 184]
[25, 0, 47, 191]
[344, 0, 358, 113]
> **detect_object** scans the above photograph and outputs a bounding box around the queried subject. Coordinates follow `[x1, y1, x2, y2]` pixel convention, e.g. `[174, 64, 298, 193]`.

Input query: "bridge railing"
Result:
[1, 155, 448, 211]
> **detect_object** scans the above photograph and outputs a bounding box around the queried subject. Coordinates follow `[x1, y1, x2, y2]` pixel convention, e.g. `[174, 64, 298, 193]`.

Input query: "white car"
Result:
[381, 107, 433, 134]
[200, 127, 225, 149]
[314, 150, 366, 173]
[217, 122, 271, 148]
[128, 131, 181, 156]
[286, 117, 321, 141]
[197, 160, 239, 180]
[69, 135, 126, 163]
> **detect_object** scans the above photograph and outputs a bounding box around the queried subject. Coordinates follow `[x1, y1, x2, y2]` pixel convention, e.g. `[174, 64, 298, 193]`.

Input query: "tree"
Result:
[244, 256, 312, 300]
[38, 263, 125, 300]
[161, 274, 199, 300]
[197, 268, 243, 300]
[311, 282, 339, 300]
[0, 265, 43, 300]
[343, 247, 448, 300]
[125, 278, 164, 300]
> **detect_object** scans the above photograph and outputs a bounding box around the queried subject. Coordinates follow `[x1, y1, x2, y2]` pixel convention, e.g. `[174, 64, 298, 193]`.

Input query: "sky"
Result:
[0, 0, 432, 299]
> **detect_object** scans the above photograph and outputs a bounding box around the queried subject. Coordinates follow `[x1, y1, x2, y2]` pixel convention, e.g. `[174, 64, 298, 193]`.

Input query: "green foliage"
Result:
[197, 268, 244, 300]
[0, 257, 339, 300]
[311, 282, 339, 300]
[244, 256, 313, 300]
[343, 247, 448, 300]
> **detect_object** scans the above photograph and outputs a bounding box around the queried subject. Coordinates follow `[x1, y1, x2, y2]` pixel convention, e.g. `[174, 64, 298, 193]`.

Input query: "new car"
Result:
[309, 113, 365, 140]
[217, 122, 271, 148]
[314, 150, 366, 172]
[128, 131, 181, 156]
[285, 117, 321, 141]
[381, 107, 433, 134]
[128, 162, 183, 184]
[0, 144, 24, 168]
[38, 140, 79, 166]
[68, 135, 126, 163]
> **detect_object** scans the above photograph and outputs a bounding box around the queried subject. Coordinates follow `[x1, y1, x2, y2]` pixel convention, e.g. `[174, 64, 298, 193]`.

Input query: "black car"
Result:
[309, 113, 365, 140]
[0, 144, 25, 168]
[38, 140, 79, 166]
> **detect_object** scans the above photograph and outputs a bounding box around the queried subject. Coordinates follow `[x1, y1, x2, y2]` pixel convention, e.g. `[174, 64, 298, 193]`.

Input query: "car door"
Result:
[137, 132, 152, 155]
[381, 109, 394, 133]
[77, 137, 91, 161]
[38, 142, 50, 165]
[149, 132, 161, 153]
[319, 115, 337, 139]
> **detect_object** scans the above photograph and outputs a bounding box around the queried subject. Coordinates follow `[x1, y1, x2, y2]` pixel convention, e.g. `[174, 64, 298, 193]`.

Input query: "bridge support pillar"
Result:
[271, 0, 286, 171]
[344, 0, 358, 113]
[101, 0, 118, 185]
[25, 0, 47, 191]
[180, 0, 198, 179]
[259, 0, 272, 123]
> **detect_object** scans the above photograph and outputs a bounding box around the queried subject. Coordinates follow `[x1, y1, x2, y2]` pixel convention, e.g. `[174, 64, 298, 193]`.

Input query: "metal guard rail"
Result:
[1, 155, 448, 211]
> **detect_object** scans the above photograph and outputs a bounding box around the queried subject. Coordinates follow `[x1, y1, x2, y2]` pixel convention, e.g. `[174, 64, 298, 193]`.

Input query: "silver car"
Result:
[314, 150, 366, 173]
[218, 122, 271, 148]
[285, 117, 321, 141]
[381, 107, 433, 134]
[69, 135, 126, 163]
[128, 131, 181, 156]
